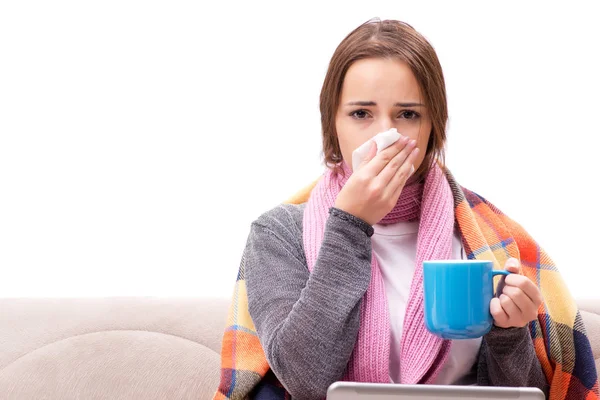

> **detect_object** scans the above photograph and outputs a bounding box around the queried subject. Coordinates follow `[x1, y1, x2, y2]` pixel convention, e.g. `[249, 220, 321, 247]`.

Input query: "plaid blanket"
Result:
[214, 170, 599, 400]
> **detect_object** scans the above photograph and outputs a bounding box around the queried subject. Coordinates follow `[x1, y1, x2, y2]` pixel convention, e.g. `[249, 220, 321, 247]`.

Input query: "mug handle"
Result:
[492, 269, 513, 297]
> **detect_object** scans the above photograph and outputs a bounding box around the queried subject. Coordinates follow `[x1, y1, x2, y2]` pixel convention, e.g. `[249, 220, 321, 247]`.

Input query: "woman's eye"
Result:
[350, 110, 370, 120]
[399, 110, 420, 119]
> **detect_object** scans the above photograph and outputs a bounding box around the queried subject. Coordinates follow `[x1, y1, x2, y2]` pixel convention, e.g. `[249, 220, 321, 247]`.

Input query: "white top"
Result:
[372, 221, 481, 385]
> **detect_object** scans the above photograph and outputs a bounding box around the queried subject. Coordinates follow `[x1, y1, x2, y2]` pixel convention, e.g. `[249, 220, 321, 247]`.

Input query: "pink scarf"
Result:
[303, 162, 454, 384]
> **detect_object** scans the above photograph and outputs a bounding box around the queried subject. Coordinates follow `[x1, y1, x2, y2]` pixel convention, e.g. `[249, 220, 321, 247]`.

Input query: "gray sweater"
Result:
[244, 203, 549, 400]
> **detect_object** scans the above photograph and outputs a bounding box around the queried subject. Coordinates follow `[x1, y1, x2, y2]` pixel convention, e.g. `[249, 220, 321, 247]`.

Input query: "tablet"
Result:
[327, 382, 545, 399]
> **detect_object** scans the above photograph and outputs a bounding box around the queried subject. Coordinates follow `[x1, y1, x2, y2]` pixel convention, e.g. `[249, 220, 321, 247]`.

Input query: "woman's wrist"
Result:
[329, 207, 374, 237]
[484, 324, 532, 354]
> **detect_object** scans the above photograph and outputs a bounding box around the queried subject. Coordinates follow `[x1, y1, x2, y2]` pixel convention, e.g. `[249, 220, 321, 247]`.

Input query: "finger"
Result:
[502, 285, 539, 320]
[490, 297, 510, 328]
[361, 136, 410, 177]
[501, 285, 527, 314]
[389, 146, 420, 198]
[376, 139, 417, 188]
[499, 293, 524, 322]
[504, 274, 543, 306]
[359, 141, 378, 168]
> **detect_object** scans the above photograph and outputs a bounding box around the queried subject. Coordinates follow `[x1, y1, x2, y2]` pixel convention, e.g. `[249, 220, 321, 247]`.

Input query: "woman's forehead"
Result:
[340, 58, 422, 103]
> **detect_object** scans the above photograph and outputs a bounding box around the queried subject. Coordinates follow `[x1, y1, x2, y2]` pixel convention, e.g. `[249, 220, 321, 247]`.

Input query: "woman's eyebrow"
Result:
[345, 101, 424, 107]
[394, 102, 424, 107]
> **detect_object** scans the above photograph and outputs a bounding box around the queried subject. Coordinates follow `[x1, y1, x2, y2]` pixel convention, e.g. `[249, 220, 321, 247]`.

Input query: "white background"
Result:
[1, 1, 599, 298]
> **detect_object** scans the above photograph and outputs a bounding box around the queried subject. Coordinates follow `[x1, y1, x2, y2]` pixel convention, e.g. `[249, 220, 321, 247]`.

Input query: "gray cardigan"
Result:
[244, 203, 548, 400]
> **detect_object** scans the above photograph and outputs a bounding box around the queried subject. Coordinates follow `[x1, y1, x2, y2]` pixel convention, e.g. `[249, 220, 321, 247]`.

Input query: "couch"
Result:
[0, 297, 598, 399]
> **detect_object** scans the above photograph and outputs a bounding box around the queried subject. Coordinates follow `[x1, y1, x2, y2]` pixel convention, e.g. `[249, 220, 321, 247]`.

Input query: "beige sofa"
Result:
[0, 297, 598, 399]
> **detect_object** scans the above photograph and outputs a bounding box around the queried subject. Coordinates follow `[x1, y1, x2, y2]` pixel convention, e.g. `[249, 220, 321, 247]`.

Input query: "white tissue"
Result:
[351, 128, 403, 171]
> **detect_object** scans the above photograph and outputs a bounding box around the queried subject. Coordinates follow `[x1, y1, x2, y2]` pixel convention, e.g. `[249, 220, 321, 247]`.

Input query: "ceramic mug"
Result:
[423, 260, 512, 339]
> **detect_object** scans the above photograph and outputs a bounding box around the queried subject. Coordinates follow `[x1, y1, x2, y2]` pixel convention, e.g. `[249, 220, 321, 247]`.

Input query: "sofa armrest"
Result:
[579, 298, 600, 316]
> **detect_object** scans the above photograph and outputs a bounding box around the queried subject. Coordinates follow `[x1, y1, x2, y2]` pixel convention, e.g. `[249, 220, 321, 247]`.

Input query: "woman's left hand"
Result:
[490, 258, 544, 328]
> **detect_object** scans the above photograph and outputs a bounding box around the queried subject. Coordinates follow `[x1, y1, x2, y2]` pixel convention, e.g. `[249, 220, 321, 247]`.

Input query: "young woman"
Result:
[215, 19, 598, 400]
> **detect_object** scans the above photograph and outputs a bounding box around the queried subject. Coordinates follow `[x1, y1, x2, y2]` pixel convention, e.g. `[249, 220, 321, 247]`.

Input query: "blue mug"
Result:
[423, 260, 512, 339]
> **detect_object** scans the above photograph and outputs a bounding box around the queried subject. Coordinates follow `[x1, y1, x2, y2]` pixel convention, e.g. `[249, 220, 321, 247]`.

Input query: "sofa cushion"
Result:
[0, 330, 219, 399]
[0, 297, 229, 399]
[581, 310, 600, 372]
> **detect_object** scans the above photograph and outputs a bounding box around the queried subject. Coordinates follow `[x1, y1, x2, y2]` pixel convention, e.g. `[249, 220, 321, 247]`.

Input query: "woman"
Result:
[215, 19, 598, 400]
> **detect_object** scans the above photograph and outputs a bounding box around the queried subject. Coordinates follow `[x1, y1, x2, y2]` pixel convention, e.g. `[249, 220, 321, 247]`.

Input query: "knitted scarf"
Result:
[214, 165, 600, 400]
[303, 162, 452, 384]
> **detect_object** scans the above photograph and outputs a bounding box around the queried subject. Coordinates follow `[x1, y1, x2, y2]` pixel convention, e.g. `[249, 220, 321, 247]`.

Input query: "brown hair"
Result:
[320, 18, 447, 181]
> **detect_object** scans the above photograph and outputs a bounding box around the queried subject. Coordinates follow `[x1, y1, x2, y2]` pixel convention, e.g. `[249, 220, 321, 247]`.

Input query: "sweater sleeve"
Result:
[245, 204, 374, 400]
[477, 325, 549, 397]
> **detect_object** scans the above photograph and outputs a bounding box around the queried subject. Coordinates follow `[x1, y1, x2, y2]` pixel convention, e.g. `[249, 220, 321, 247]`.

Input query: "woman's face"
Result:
[335, 57, 432, 172]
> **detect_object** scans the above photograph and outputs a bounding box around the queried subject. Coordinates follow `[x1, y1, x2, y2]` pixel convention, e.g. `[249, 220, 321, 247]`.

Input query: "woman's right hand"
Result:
[334, 136, 420, 226]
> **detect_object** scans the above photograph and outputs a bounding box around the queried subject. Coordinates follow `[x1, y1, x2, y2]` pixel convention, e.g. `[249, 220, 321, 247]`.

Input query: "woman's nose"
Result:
[375, 118, 394, 133]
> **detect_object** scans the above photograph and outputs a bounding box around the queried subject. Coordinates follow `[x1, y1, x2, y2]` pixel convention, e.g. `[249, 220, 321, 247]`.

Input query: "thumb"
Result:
[504, 257, 521, 274]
